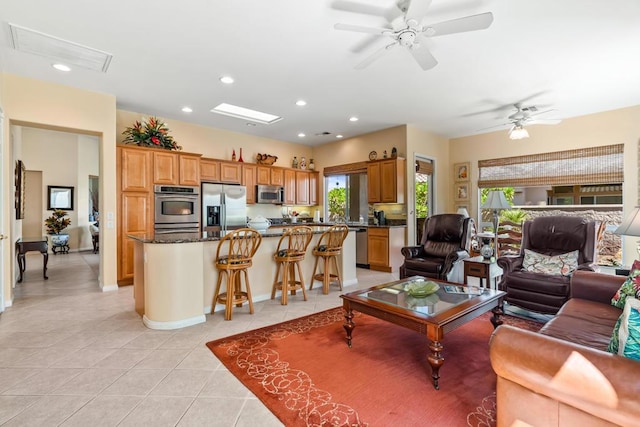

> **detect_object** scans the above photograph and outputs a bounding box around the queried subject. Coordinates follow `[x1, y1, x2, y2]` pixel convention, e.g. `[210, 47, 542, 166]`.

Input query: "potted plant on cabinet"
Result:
[45, 209, 71, 254]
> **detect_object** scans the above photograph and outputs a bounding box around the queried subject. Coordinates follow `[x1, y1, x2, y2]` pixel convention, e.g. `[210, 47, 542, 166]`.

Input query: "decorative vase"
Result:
[309, 158, 315, 170]
[232, 149, 236, 161]
[480, 242, 494, 259]
[239, 148, 244, 162]
[292, 156, 298, 168]
[300, 157, 307, 169]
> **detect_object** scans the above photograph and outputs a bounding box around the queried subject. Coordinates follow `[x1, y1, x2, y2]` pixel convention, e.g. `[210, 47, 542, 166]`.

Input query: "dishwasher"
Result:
[355, 227, 369, 268]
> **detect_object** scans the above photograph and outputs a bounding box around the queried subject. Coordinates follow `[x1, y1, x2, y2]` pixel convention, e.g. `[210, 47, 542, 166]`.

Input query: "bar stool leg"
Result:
[295, 261, 308, 301]
[322, 256, 330, 294]
[281, 261, 289, 305]
[271, 262, 281, 300]
[310, 255, 320, 290]
[332, 255, 343, 290]
[225, 270, 235, 320]
[288, 263, 297, 296]
[243, 269, 254, 314]
[212, 270, 224, 314]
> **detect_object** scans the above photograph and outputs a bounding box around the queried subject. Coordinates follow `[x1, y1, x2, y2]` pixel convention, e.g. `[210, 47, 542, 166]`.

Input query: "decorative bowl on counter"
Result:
[406, 279, 440, 297]
[247, 215, 271, 232]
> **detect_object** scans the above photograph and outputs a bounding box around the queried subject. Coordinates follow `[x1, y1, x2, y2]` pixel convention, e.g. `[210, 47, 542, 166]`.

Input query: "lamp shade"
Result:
[615, 206, 640, 237]
[481, 191, 510, 210]
[456, 207, 469, 217]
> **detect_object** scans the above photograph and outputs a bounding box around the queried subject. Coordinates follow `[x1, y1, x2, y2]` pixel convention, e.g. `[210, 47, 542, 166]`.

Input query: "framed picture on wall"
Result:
[47, 186, 74, 210]
[454, 183, 469, 201]
[454, 162, 470, 182]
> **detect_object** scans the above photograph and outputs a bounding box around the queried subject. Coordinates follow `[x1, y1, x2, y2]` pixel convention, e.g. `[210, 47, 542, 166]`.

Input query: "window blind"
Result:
[477, 144, 624, 188]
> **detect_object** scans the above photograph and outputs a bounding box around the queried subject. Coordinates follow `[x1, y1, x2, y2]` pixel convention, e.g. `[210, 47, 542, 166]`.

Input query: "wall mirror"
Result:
[47, 185, 74, 210]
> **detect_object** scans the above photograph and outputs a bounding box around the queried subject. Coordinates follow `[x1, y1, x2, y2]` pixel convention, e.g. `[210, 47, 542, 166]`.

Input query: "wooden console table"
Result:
[16, 237, 49, 282]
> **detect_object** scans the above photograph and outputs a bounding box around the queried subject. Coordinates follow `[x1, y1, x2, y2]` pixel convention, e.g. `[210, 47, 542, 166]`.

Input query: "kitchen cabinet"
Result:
[295, 171, 310, 205]
[117, 146, 155, 284]
[283, 169, 296, 205]
[367, 227, 406, 272]
[257, 166, 271, 185]
[367, 158, 405, 204]
[153, 152, 201, 186]
[200, 158, 220, 182]
[309, 172, 318, 206]
[271, 167, 284, 186]
[242, 164, 257, 204]
[220, 161, 242, 184]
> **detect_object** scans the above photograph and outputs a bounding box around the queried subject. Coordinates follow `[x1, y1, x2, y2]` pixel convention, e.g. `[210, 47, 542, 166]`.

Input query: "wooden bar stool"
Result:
[310, 224, 349, 294]
[212, 228, 262, 320]
[271, 226, 314, 305]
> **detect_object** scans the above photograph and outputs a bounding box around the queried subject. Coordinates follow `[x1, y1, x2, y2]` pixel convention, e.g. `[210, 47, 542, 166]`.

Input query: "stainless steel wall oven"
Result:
[154, 185, 200, 234]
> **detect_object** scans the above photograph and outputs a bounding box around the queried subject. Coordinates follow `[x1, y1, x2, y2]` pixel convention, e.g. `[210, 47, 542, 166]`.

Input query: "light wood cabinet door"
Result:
[295, 171, 310, 205]
[119, 192, 152, 282]
[153, 151, 179, 185]
[256, 166, 271, 185]
[309, 172, 318, 206]
[200, 158, 221, 182]
[220, 162, 242, 184]
[283, 169, 296, 205]
[367, 162, 381, 203]
[120, 147, 153, 192]
[367, 228, 389, 270]
[271, 167, 284, 186]
[243, 164, 257, 204]
[179, 154, 200, 186]
[380, 159, 398, 203]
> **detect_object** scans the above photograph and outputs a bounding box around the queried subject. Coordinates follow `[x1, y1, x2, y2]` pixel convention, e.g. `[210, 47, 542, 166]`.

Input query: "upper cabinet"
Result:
[309, 172, 318, 206]
[120, 147, 153, 192]
[295, 171, 310, 206]
[153, 152, 201, 186]
[242, 164, 257, 204]
[283, 169, 296, 205]
[367, 158, 405, 204]
[200, 158, 220, 182]
[219, 161, 242, 184]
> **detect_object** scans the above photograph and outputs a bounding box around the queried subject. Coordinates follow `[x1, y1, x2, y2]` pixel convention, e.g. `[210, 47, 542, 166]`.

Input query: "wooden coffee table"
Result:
[340, 276, 505, 389]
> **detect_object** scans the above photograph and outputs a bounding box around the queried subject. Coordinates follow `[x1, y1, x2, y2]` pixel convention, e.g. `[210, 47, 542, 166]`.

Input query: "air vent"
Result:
[315, 132, 332, 136]
[9, 23, 113, 72]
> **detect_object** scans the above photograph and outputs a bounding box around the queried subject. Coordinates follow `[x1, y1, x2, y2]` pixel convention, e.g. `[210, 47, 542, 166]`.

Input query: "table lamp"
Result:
[481, 190, 511, 258]
[456, 207, 469, 218]
[614, 206, 640, 258]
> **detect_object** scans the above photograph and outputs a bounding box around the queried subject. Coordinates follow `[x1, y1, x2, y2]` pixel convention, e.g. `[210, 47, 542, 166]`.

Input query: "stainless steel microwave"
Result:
[256, 185, 284, 204]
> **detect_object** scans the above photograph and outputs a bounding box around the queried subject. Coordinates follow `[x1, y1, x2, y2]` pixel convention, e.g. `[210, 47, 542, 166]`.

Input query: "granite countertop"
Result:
[128, 226, 359, 244]
[272, 222, 407, 229]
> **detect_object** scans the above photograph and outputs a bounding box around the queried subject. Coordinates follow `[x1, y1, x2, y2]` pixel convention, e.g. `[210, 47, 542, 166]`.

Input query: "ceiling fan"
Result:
[483, 103, 562, 139]
[333, 0, 494, 70]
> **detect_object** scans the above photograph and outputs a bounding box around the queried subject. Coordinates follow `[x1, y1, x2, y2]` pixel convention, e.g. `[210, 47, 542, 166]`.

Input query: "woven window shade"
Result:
[478, 144, 624, 188]
[415, 160, 433, 175]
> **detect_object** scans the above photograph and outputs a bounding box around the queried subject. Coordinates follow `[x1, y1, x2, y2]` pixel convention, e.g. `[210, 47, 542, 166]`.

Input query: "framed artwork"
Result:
[454, 162, 470, 182]
[47, 186, 74, 210]
[455, 183, 469, 201]
[15, 160, 25, 219]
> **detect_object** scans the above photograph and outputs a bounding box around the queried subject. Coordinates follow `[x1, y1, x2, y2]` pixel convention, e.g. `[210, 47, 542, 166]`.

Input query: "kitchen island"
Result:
[129, 226, 357, 330]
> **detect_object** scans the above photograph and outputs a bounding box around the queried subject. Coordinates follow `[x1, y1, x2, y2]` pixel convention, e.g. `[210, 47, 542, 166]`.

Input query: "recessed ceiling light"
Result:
[211, 103, 282, 125]
[52, 63, 71, 72]
[219, 76, 234, 84]
[246, 123, 256, 127]
[336, 135, 344, 138]
[296, 100, 307, 106]
[298, 133, 306, 137]
[349, 116, 359, 122]
[181, 106, 193, 113]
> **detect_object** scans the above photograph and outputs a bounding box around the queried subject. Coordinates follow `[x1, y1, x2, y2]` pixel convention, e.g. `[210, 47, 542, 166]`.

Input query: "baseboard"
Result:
[143, 314, 206, 330]
[101, 283, 118, 292]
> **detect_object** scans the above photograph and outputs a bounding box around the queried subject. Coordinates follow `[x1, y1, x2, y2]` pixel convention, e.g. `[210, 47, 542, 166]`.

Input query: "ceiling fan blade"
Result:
[354, 43, 396, 69]
[425, 12, 494, 37]
[529, 108, 557, 117]
[331, 0, 403, 22]
[477, 122, 513, 132]
[410, 44, 438, 70]
[405, 0, 433, 23]
[528, 118, 562, 125]
[334, 23, 391, 35]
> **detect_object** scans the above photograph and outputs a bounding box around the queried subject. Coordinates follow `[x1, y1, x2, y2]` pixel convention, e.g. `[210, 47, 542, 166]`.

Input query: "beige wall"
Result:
[449, 105, 640, 266]
[2, 73, 117, 303]
[116, 109, 312, 167]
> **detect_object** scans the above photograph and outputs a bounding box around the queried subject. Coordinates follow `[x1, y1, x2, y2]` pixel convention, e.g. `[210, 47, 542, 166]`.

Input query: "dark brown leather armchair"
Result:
[497, 216, 597, 314]
[400, 214, 474, 280]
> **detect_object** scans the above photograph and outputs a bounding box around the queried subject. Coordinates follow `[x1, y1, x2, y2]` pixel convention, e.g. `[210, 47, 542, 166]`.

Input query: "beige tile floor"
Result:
[0, 251, 397, 426]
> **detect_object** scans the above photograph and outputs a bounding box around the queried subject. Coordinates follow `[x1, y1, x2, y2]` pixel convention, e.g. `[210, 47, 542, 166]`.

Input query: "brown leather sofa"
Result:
[399, 214, 474, 280]
[490, 271, 640, 426]
[497, 216, 598, 314]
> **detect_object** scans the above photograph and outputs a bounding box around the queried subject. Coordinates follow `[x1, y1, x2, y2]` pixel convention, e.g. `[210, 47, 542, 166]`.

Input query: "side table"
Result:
[16, 237, 49, 282]
[463, 256, 503, 289]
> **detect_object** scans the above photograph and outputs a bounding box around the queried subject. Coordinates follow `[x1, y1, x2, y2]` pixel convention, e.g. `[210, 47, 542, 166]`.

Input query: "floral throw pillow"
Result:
[608, 297, 640, 360]
[522, 249, 579, 276]
[611, 259, 640, 309]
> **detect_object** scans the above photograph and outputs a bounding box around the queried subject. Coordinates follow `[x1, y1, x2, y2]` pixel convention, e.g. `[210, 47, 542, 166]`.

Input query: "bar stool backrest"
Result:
[216, 228, 262, 266]
[316, 224, 349, 255]
[276, 226, 314, 258]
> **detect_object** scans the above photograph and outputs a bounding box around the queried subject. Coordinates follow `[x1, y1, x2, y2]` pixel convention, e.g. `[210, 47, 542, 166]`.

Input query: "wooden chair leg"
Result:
[281, 261, 289, 305]
[296, 261, 308, 301]
[225, 271, 235, 320]
[310, 255, 320, 290]
[212, 269, 224, 314]
[243, 269, 254, 314]
[332, 255, 343, 290]
[323, 256, 330, 294]
[271, 262, 281, 300]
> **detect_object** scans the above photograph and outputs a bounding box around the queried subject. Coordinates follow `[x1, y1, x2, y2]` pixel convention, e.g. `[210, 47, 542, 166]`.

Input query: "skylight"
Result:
[210, 103, 282, 125]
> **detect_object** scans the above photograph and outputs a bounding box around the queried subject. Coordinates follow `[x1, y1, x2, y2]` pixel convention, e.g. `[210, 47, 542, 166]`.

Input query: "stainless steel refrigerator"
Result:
[201, 183, 247, 232]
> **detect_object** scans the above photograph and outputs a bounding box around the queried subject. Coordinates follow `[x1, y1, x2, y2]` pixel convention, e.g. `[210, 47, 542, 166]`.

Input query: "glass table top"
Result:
[353, 277, 489, 317]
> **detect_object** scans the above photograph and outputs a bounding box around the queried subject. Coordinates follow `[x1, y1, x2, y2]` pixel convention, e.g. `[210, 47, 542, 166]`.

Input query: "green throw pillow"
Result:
[607, 314, 623, 354]
[618, 297, 640, 360]
[611, 259, 640, 309]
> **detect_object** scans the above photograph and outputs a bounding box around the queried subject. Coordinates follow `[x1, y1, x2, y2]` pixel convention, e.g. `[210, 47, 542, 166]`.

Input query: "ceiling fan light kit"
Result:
[334, 0, 493, 70]
[509, 126, 529, 140]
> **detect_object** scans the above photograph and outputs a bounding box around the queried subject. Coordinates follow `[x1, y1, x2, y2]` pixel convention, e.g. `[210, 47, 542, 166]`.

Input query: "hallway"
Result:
[0, 251, 397, 426]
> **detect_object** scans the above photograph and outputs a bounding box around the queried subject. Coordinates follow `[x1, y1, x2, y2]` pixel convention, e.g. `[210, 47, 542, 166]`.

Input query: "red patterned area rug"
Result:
[206, 308, 542, 427]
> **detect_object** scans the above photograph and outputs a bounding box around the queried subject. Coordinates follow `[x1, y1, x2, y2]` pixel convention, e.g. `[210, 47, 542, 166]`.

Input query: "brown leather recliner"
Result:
[400, 214, 474, 280]
[497, 216, 597, 314]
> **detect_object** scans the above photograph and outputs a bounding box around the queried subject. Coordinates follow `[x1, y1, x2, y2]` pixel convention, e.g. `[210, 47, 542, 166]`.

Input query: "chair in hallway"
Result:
[271, 226, 314, 304]
[310, 224, 349, 294]
[212, 228, 262, 320]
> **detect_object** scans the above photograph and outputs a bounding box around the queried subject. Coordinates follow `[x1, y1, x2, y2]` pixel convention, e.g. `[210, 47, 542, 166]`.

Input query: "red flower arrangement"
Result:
[122, 116, 182, 151]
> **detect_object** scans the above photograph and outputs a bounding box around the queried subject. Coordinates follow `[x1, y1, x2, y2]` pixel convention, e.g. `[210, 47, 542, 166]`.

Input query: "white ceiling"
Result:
[2, 0, 640, 146]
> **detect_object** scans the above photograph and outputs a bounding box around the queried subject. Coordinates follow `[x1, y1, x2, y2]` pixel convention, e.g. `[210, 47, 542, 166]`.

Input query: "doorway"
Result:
[414, 156, 434, 244]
